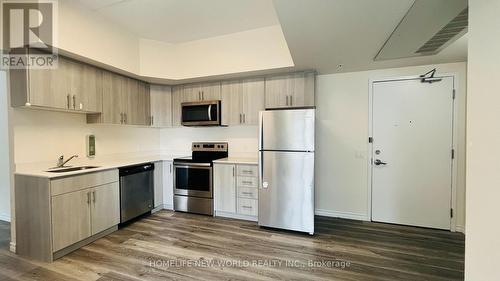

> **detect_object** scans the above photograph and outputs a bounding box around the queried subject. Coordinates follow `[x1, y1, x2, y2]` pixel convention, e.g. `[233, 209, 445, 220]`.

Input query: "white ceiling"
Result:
[75, 0, 468, 75]
[273, 0, 468, 74]
[75, 0, 280, 43]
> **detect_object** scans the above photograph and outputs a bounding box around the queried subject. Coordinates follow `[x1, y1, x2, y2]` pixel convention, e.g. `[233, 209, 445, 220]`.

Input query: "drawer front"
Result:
[237, 165, 258, 177]
[237, 176, 257, 188]
[238, 187, 258, 199]
[51, 169, 119, 196]
[237, 198, 258, 216]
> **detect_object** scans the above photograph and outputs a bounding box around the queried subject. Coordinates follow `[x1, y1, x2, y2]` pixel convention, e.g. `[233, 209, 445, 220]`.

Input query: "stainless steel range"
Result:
[173, 142, 228, 215]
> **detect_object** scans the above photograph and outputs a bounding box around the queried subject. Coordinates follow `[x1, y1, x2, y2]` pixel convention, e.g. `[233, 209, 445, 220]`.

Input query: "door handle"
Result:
[67, 94, 70, 109]
[243, 114, 246, 124]
[87, 192, 91, 205]
[239, 114, 242, 124]
[374, 159, 387, 166]
[92, 191, 96, 203]
[286, 95, 289, 106]
[290, 95, 293, 106]
[73, 95, 76, 109]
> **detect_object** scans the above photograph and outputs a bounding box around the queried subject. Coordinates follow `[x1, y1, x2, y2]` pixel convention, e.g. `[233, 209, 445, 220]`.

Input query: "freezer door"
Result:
[258, 151, 314, 233]
[259, 109, 315, 151]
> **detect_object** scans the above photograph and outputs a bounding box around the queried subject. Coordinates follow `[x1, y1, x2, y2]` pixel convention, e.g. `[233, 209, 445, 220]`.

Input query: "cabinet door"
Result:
[51, 189, 91, 252]
[91, 182, 120, 235]
[122, 78, 137, 125]
[214, 164, 236, 214]
[67, 59, 84, 111]
[171, 86, 184, 127]
[291, 72, 315, 107]
[154, 161, 164, 208]
[163, 161, 174, 209]
[136, 82, 151, 126]
[265, 74, 292, 109]
[29, 59, 70, 110]
[221, 80, 243, 125]
[201, 82, 221, 101]
[182, 84, 201, 102]
[80, 64, 102, 113]
[150, 85, 172, 127]
[101, 71, 124, 124]
[241, 78, 265, 125]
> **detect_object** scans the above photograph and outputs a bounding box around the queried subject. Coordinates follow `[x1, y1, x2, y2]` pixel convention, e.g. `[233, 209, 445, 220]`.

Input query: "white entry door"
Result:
[371, 77, 454, 230]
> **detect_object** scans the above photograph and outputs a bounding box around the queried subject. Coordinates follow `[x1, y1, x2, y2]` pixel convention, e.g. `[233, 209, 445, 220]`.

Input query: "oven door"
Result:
[174, 163, 213, 198]
[181, 101, 220, 126]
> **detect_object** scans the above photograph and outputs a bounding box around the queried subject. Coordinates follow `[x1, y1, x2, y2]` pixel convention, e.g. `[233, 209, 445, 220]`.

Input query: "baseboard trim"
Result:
[455, 225, 465, 234]
[9, 242, 16, 253]
[0, 213, 11, 222]
[315, 209, 369, 221]
[162, 203, 173, 210]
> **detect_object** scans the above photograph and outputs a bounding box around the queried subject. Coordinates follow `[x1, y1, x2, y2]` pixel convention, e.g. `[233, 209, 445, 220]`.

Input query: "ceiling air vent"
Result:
[416, 8, 468, 54]
[375, 0, 468, 61]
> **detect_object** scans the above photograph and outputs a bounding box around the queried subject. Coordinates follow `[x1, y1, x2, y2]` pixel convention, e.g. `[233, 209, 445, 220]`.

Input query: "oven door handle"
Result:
[208, 104, 212, 121]
[174, 163, 212, 168]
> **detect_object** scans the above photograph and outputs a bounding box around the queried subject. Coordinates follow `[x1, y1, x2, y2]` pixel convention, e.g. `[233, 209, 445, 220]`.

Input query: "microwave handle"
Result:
[208, 104, 212, 121]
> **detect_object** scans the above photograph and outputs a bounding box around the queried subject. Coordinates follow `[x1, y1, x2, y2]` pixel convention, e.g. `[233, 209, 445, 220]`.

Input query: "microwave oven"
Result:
[181, 100, 221, 126]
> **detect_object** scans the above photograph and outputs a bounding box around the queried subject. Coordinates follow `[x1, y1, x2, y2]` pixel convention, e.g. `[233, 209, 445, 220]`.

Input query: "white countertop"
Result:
[15, 154, 182, 179]
[213, 157, 258, 165]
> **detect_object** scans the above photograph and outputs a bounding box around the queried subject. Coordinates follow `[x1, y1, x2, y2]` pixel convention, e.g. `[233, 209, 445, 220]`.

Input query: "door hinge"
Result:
[452, 89, 456, 99]
[368, 137, 373, 143]
[450, 208, 454, 218]
[451, 149, 455, 159]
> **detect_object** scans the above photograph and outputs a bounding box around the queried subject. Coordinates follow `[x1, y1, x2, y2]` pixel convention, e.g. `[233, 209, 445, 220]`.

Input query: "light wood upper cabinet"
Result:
[265, 72, 315, 109]
[214, 164, 237, 214]
[221, 78, 264, 125]
[90, 182, 120, 235]
[88, 72, 150, 126]
[172, 86, 184, 127]
[51, 189, 91, 252]
[10, 56, 102, 113]
[182, 82, 221, 102]
[150, 85, 172, 128]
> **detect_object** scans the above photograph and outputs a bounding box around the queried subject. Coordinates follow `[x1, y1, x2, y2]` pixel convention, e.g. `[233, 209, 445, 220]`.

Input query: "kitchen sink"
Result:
[46, 166, 100, 173]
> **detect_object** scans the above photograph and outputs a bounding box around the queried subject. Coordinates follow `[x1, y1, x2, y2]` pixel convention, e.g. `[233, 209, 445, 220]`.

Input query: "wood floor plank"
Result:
[0, 210, 464, 281]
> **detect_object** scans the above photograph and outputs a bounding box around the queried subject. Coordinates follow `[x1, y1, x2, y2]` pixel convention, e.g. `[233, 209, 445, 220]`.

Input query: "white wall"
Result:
[140, 25, 293, 80]
[12, 110, 161, 166]
[315, 62, 467, 230]
[160, 126, 259, 158]
[465, 0, 500, 279]
[0, 71, 11, 222]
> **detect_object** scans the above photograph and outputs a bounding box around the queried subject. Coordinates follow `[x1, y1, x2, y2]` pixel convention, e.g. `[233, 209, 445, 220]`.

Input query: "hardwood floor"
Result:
[0, 211, 464, 281]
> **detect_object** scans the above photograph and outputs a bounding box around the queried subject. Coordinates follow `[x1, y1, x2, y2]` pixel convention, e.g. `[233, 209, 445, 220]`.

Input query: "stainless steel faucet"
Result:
[57, 155, 78, 168]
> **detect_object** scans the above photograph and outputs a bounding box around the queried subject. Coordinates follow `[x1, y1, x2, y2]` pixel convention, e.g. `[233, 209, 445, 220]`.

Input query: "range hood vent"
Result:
[375, 0, 468, 61]
[416, 8, 468, 54]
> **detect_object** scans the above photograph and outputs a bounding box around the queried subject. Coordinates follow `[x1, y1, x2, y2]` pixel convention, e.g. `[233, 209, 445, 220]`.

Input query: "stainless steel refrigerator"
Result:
[258, 108, 315, 234]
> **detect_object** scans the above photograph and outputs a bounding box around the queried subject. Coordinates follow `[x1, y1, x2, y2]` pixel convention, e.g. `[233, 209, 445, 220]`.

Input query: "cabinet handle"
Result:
[120, 113, 123, 124]
[170, 164, 172, 173]
[243, 114, 246, 124]
[286, 95, 289, 106]
[290, 95, 293, 106]
[198, 91, 201, 100]
[233, 166, 235, 177]
[124, 113, 127, 124]
[242, 181, 253, 185]
[243, 170, 252, 174]
[87, 192, 91, 204]
[239, 114, 242, 124]
[92, 191, 96, 203]
[242, 205, 252, 209]
[242, 192, 253, 195]
[67, 94, 70, 109]
[72, 95, 76, 109]
[202, 91, 204, 100]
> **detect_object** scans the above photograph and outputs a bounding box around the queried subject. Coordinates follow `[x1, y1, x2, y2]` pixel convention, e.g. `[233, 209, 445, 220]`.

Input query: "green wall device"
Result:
[87, 135, 96, 158]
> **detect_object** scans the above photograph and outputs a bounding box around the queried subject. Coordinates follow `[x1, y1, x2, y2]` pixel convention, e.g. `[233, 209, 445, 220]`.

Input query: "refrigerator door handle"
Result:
[258, 111, 264, 149]
[259, 151, 263, 189]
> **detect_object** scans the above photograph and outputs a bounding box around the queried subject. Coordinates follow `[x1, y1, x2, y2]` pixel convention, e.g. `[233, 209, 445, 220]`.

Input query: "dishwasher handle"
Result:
[119, 163, 155, 176]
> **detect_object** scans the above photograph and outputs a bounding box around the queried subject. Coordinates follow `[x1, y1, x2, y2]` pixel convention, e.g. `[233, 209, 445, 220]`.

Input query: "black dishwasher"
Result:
[119, 163, 154, 224]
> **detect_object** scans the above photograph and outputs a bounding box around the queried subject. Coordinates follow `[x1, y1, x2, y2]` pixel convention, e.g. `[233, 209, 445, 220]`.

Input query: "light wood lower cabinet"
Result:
[214, 163, 258, 221]
[91, 182, 120, 235]
[163, 161, 174, 209]
[15, 170, 120, 262]
[153, 161, 164, 208]
[51, 189, 92, 252]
